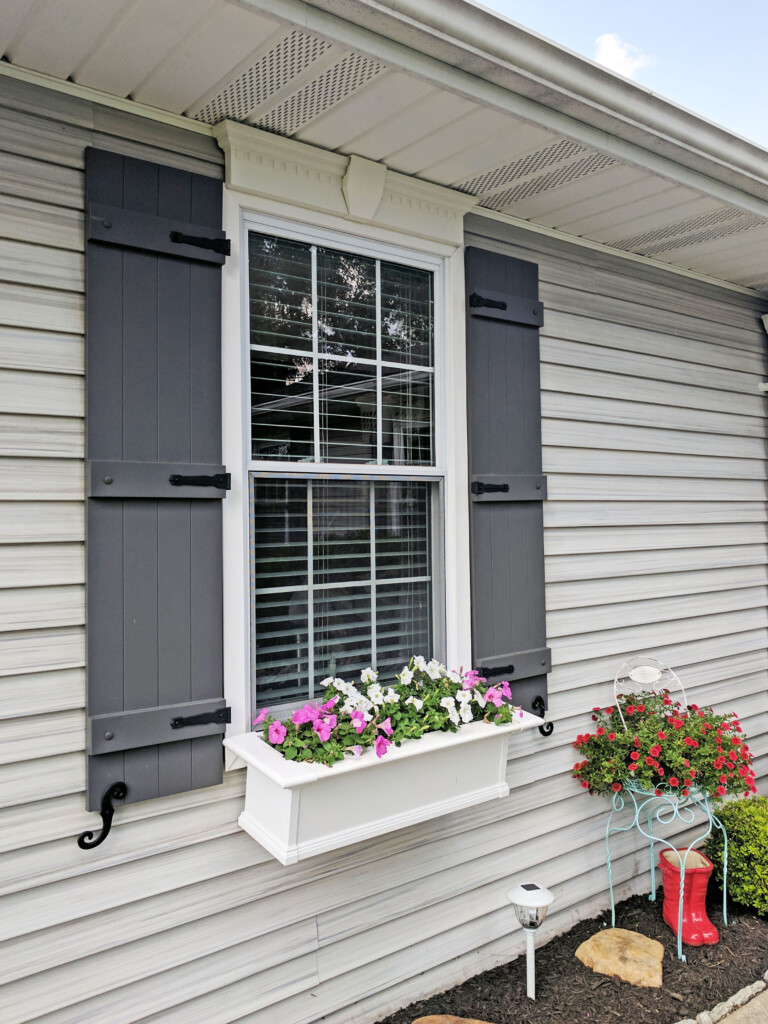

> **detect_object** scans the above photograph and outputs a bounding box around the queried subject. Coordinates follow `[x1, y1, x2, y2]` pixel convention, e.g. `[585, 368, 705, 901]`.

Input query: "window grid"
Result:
[248, 229, 439, 708]
[249, 234, 434, 467]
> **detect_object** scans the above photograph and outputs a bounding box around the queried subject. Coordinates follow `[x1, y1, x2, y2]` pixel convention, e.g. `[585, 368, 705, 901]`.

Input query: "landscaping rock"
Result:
[412, 1017, 499, 1024]
[575, 927, 664, 988]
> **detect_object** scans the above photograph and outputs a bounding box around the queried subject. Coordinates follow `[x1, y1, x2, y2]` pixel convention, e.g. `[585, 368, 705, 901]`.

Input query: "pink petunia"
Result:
[294, 703, 322, 723]
[325, 715, 337, 730]
[268, 721, 286, 744]
[463, 669, 486, 690]
[379, 716, 393, 737]
[484, 687, 503, 707]
[350, 710, 367, 734]
[313, 719, 333, 742]
[499, 680, 512, 700]
[321, 696, 339, 712]
[351, 745, 363, 758]
[375, 735, 391, 759]
[253, 708, 270, 726]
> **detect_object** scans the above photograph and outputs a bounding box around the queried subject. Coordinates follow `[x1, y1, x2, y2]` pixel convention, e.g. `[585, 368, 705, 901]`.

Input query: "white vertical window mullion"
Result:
[369, 481, 377, 668]
[307, 479, 315, 699]
[375, 259, 383, 465]
[311, 245, 320, 463]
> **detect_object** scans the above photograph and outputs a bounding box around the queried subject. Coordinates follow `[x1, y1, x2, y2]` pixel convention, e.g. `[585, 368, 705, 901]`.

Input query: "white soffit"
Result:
[1, 0, 767, 294]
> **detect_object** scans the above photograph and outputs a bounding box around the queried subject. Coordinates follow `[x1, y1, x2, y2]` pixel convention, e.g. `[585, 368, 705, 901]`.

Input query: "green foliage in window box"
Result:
[254, 657, 523, 767]
[705, 795, 768, 916]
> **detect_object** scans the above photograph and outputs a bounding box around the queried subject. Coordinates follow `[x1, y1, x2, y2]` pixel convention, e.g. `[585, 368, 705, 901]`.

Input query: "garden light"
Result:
[507, 882, 555, 1000]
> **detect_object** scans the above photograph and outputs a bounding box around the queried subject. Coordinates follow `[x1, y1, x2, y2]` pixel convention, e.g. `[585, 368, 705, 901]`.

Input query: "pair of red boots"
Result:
[658, 848, 719, 946]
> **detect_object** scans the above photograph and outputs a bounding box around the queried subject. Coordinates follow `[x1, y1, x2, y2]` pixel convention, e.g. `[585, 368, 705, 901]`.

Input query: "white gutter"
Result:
[248, 0, 768, 203]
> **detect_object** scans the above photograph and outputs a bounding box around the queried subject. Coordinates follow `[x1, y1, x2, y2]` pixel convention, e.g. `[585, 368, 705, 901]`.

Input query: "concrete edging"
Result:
[673, 970, 768, 1024]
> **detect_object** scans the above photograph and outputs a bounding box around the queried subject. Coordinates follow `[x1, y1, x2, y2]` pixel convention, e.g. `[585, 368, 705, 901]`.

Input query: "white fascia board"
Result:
[0, 60, 214, 137]
[237, 0, 768, 209]
[468, 208, 765, 299]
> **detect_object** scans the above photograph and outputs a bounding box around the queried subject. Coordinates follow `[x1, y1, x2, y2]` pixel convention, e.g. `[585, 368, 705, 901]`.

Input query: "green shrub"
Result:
[705, 795, 768, 916]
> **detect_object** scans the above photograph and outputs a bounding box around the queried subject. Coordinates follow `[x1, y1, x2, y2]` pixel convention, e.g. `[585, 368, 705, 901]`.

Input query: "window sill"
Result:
[224, 711, 544, 865]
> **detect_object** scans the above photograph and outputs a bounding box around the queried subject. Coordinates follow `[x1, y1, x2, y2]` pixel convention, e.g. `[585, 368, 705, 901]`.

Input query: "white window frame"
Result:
[222, 196, 472, 742]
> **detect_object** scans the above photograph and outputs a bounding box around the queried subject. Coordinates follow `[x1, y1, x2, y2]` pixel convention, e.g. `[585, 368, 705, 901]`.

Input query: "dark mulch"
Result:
[375, 889, 768, 1024]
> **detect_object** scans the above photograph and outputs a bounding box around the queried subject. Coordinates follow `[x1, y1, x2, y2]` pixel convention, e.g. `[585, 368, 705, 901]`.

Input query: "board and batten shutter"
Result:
[465, 246, 551, 716]
[85, 148, 230, 811]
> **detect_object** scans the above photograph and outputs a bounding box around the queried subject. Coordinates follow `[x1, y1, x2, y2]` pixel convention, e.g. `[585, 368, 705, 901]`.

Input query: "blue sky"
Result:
[475, 1, 768, 150]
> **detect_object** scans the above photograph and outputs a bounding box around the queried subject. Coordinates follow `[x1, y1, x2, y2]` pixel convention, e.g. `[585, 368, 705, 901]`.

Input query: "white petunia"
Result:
[460, 703, 474, 723]
[343, 688, 374, 716]
[399, 667, 414, 686]
[360, 667, 378, 684]
[414, 655, 428, 672]
[455, 689, 472, 704]
[405, 695, 424, 711]
[367, 682, 385, 706]
[473, 688, 487, 709]
[440, 696, 460, 726]
[447, 670, 462, 684]
[384, 687, 400, 704]
[426, 659, 443, 680]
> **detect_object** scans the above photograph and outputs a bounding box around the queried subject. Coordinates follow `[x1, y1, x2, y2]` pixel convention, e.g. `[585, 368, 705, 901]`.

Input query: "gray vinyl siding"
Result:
[0, 75, 766, 1024]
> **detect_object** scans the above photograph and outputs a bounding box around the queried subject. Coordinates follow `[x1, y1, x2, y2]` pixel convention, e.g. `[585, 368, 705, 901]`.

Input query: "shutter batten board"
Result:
[87, 202, 228, 264]
[88, 461, 228, 498]
[466, 246, 550, 715]
[85, 147, 226, 811]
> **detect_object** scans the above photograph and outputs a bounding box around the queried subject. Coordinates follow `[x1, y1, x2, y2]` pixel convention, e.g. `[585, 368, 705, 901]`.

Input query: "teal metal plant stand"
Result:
[605, 780, 729, 962]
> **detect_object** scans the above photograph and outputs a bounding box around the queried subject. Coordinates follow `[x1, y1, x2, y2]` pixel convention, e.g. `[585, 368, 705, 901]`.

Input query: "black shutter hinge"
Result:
[471, 481, 509, 495]
[169, 473, 231, 490]
[171, 707, 231, 730]
[484, 663, 515, 677]
[470, 292, 506, 311]
[170, 230, 231, 256]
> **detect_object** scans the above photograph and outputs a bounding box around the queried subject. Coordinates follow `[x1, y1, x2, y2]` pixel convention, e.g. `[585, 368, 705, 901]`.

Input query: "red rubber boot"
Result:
[658, 848, 719, 946]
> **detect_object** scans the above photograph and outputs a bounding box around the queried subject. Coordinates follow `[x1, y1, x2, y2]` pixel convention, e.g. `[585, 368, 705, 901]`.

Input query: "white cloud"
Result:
[594, 33, 652, 79]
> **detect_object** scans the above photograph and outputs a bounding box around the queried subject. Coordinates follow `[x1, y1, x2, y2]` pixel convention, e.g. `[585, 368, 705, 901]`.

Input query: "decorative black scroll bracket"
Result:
[169, 230, 230, 256]
[169, 473, 231, 489]
[532, 695, 554, 737]
[77, 782, 127, 850]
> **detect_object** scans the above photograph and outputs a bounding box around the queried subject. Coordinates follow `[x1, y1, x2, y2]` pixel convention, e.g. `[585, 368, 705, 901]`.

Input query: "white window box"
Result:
[224, 711, 544, 865]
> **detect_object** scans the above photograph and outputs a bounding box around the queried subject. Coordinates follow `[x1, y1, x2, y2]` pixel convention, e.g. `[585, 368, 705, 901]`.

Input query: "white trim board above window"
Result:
[217, 122, 474, 742]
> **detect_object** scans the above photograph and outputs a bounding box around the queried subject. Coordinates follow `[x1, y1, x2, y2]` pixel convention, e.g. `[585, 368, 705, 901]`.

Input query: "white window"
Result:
[244, 225, 445, 711]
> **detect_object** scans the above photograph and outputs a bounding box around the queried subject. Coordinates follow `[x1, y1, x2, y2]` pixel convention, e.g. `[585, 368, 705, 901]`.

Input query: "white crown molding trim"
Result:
[213, 119, 477, 247]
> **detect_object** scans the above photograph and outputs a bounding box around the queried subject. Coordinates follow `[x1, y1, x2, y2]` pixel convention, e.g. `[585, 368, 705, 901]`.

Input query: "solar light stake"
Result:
[507, 882, 555, 1000]
[525, 928, 536, 999]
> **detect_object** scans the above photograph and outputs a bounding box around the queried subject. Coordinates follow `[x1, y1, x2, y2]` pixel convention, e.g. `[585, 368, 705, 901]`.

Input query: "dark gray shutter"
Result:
[466, 246, 550, 715]
[85, 148, 229, 811]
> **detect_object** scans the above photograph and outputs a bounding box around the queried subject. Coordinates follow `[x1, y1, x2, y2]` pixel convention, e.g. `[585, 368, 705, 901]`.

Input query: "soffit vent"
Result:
[614, 206, 766, 256]
[456, 139, 587, 195]
[732, 272, 768, 292]
[254, 52, 386, 136]
[193, 30, 334, 124]
[478, 152, 616, 211]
